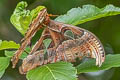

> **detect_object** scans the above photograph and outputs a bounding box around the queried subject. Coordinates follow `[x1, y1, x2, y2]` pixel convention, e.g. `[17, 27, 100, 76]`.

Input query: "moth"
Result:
[11, 8, 105, 74]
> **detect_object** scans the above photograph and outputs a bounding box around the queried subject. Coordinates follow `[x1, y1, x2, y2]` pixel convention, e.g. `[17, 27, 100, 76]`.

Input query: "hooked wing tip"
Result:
[96, 51, 105, 67]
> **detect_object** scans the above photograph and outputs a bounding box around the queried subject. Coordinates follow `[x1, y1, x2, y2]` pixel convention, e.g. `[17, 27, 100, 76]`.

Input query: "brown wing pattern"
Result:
[11, 8, 105, 74]
[49, 20, 105, 66]
[19, 21, 105, 74]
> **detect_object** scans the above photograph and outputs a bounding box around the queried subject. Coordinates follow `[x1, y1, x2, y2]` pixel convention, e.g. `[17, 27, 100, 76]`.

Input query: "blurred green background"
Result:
[0, 0, 120, 80]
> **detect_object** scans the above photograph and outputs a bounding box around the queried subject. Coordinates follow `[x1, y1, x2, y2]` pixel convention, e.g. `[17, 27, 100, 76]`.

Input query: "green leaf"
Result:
[27, 62, 77, 80]
[0, 40, 20, 50]
[0, 70, 5, 78]
[10, 1, 32, 35]
[0, 57, 10, 71]
[76, 54, 120, 74]
[0, 57, 10, 78]
[30, 6, 45, 20]
[43, 39, 52, 49]
[55, 5, 120, 25]
[20, 52, 28, 59]
[4, 50, 15, 57]
[64, 30, 74, 39]
[5, 46, 31, 59]
[19, 46, 30, 59]
[43, 39, 52, 54]
[10, 1, 46, 35]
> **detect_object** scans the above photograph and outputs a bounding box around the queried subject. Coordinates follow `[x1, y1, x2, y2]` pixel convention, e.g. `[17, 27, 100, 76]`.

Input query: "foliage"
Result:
[10, 1, 32, 35]
[5, 50, 28, 59]
[27, 62, 77, 80]
[43, 39, 52, 54]
[10, 1, 45, 35]
[0, 40, 20, 50]
[0, 57, 10, 78]
[77, 54, 120, 74]
[31, 6, 45, 20]
[64, 30, 74, 39]
[0, 1, 120, 80]
[0, 40, 20, 78]
[55, 5, 120, 25]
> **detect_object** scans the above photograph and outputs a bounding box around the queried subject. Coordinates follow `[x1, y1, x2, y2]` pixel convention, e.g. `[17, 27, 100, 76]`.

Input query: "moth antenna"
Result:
[48, 14, 59, 17]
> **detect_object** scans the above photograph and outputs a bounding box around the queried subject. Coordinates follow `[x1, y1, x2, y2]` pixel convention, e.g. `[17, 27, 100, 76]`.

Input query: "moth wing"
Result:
[51, 20, 105, 66]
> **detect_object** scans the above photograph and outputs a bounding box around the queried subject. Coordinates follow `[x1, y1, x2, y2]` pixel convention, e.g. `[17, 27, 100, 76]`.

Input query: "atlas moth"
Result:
[11, 7, 105, 74]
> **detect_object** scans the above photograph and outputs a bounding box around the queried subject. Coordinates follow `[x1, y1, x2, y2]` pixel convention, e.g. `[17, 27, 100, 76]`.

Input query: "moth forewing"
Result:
[11, 8, 48, 68]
